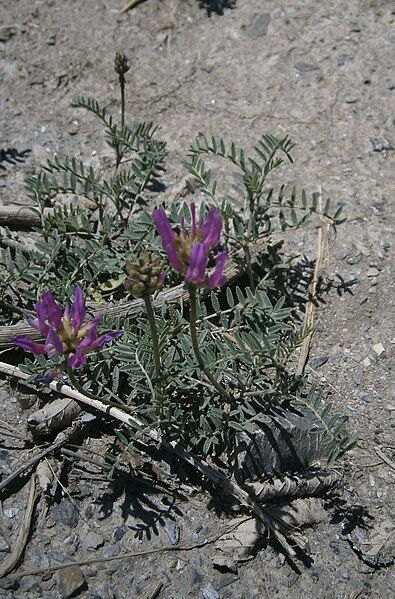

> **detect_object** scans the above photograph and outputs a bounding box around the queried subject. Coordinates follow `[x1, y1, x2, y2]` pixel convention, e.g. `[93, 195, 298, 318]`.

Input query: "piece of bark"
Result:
[0, 236, 280, 349]
[27, 398, 81, 437]
[0, 206, 53, 228]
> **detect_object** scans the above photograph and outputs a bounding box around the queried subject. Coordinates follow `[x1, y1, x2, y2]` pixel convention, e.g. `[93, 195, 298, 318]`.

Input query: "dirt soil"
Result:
[0, 0, 394, 597]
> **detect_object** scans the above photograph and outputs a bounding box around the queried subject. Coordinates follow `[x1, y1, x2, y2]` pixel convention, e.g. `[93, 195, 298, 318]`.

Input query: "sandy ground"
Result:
[0, 0, 394, 597]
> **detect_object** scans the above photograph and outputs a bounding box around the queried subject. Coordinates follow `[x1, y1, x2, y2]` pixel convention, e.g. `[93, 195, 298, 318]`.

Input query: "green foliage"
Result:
[1, 55, 353, 474]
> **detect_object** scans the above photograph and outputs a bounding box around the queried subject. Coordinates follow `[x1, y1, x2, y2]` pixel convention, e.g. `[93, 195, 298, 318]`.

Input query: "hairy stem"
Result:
[188, 285, 233, 403]
[143, 294, 162, 380]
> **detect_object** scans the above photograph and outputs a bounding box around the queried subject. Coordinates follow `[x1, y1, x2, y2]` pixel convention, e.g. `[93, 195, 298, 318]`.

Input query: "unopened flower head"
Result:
[13, 286, 123, 375]
[152, 203, 228, 289]
[124, 251, 166, 298]
[114, 51, 130, 78]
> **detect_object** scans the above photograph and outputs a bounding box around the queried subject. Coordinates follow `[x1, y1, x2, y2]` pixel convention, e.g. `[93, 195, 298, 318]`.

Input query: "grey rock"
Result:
[103, 544, 120, 558]
[113, 525, 127, 541]
[84, 531, 104, 551]
[295, 62, 319, 73]
[57, 564, 86, 598]
[249, 14, 271, 38]
[217, 574, 238, 589]
[163, 519, 180, 545]
[4, 508, 17, 518]
[202, 581, 219, 599]
[52, 501, 79, 528]
[370, 138, 393, 152]
[47, 550, 75, 564]
[310, 355, 329, 369]
[19, 575, 42, 594]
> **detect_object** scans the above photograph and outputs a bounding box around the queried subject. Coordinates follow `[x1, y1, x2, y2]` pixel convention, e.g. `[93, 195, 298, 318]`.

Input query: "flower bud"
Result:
[114, 51, 130, 78]
[125, 252, 166, 298]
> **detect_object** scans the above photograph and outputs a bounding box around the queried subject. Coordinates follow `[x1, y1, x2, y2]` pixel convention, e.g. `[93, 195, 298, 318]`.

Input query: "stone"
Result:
[249, 14, 271, 38]
[47, 550, 75, 565]
[202, 581, 220, 599]
[84, 531, 104, 551]
[103, 544, 120, 558]
[52, 501, 79, 528]
[372, 343, 385, 355]
[19, 575, 42, 594]
[113, 525, 127, 541]
[366, 267, 379, 277]
[310, 355, 329, 369]
[217, 574, 239, 589]
[57, 565, 86, 598]
[370, 138, 393, 152]
[294, 62, 319, 73]
[163, 519, 180, 545]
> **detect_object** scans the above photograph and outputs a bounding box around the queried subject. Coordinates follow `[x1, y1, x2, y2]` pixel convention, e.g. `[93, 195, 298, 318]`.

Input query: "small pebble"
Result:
[4, 508, 17, 518]
[201, 581, 219, 599]
[366, 267, 379, 277]
[84, 531, 104, 551]
[372, 343, 385, 355]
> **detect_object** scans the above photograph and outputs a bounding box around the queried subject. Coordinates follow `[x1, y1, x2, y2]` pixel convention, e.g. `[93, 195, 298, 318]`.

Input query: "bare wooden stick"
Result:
[120, 0, 147, 13]
[0, 360, 296, 557]
[0, 206, 53, 228]
[0, 474, 37, 578]
[296, 186, 329, 376]
[0, 236, 277, 349]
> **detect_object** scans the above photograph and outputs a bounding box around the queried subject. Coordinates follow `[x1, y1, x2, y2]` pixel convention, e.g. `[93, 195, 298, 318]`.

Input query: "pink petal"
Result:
[45, 327, 64, 357]
[67, 350, 87, 369]
[208, 251, 228, 288]
[152, 208, 183, 272]
[13, 336, 46, 355]
[28, 299, 49, 336]
[200, 207, 222, 251]
[185, 242, 207, 285]
[71, 285, 86, 331]
[89, 330, 123, 351]
[42, 292, 63, 330]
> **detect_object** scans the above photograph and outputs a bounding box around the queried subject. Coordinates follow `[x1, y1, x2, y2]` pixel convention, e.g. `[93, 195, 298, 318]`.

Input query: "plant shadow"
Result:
[0, 148, 31, 171]
[198, 0, 236, 17]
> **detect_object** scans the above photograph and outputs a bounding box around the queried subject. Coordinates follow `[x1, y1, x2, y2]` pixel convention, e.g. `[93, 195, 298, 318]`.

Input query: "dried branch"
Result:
[296, 185, 329, 375]
[0, 474, 37, 578]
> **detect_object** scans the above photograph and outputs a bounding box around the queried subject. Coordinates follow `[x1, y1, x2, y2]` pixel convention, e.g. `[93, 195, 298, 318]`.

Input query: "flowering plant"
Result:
[14, 286, 122, 377]
[152, 203, 227, 289]
[2, 53, 352, 468]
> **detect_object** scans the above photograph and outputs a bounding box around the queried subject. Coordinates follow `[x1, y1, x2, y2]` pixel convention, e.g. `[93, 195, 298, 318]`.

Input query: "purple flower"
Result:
[152, 203, 228, 289]
[13, 286, 123, 373]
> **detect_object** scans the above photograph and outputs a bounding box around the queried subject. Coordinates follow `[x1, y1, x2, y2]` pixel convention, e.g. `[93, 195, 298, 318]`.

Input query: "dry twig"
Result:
[296, 185, 330, 375]
[0, 475, 37, 578]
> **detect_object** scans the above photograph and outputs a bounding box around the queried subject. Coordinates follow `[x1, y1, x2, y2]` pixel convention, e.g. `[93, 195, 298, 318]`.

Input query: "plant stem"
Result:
[120, 76, 126, 129]
[245, 192, 256, 292]
[188, 285, 233, 404]
[143, 295, 161, 380]
[243, 243, 255, 292]
[67, 367, 132, 413]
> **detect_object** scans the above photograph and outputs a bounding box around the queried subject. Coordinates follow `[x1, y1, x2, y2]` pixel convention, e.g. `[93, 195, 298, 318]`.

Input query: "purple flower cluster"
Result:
[152, 203, 227, 289]
[14, 286, 122, 371]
